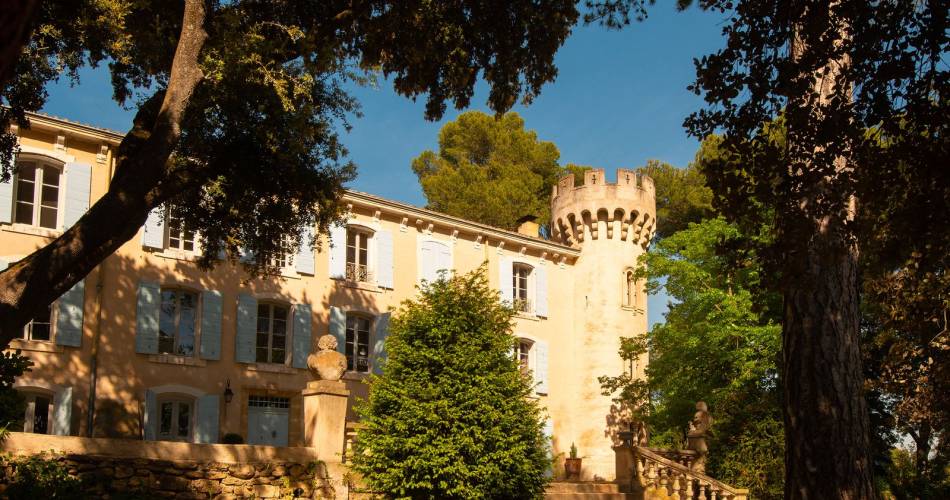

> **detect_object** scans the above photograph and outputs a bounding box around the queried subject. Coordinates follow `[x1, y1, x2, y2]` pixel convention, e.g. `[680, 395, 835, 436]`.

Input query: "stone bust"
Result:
[307, 334, 347, 381]
[687, 401, 713, 438]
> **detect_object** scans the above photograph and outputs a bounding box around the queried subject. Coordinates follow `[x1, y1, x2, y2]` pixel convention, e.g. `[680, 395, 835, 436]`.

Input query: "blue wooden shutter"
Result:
[135, 282, 161, 354]
[195, 394, 220, 444]
[52, 386, 73, 436]
[200, 290, 222, 360]
[0, 259, 7, 271]
[376, 230, 394, 289]
[535, 265, 549, 318]
[372, 312, 391, 375]
[239, 246, 256, 264]
[292, 303, 312, 369]
[0, 174, 12, 223]
[330, 306, 346, 355]
[235, 294, 258, 363]
[62, 162, 91, 230]
[498, 257, 513, 303]
[296, 225, 315, 275]
[534, 339, 549, 395]
[143, 389, 157, 440]
[328, 223, 346, 279]
[55, 278, 85, 347]
[142, 206, 165, 249]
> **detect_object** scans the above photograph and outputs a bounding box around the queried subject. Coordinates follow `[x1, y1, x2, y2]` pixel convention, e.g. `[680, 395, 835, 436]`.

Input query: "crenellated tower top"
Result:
[550, 168, 656, 249]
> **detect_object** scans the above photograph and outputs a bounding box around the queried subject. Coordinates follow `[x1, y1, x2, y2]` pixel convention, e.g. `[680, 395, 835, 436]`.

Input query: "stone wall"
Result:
[0, 433, 351, 499]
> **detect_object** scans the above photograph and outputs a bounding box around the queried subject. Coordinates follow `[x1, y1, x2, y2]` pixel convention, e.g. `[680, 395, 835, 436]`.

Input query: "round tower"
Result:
[550, 168, 656, 480]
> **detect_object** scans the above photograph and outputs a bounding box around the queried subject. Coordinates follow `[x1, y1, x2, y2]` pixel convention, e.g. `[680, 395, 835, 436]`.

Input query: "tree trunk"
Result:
[0, 0, 208, 347]
[0, 0, 40, 86]
[783, 229, 876, 499]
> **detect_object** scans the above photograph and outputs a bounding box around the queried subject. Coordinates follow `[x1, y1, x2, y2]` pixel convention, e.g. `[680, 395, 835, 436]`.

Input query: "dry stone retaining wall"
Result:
[0, 453, 335, 499]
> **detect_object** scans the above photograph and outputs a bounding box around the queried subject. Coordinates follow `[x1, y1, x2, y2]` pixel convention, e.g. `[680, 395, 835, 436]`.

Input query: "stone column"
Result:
[302, 380, 350, 462]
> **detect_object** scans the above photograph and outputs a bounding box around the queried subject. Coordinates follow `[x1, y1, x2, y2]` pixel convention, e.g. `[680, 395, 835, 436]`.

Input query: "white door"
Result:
[247, 396, 290, 446]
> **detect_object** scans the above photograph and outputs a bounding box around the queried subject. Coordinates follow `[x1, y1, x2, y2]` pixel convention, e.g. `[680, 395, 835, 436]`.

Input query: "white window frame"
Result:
[622, 269, 638, 309]
[256, 302, 290, 365]
[512, 263, 534, 314]
[164, 205, 198, 253]
[22, 301, 56, 343]
[345, 312, 373, 373]
[20, 390, 55, 434]
[158, 287, 201, 357]
[11, 158, 66, 230]
[156, 395, 195, 442]
[516, 338, 534, 374]
[345, 225, 376, 283]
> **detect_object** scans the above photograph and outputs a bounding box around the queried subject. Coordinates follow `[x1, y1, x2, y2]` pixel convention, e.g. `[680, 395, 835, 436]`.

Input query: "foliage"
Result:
[220, 432, 244, 444]
[880, 447, 950, 500]
[352, 268, 549, 499]
[601, 217, 784, 498]
[0, 453, 84, 499]
[412, 111, 562, 231]
[0, 351, 33, 429]
[637, 159, 713, 239]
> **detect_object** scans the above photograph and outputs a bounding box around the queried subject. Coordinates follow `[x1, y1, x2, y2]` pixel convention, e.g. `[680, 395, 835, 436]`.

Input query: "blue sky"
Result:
[40, 4, 727, 326]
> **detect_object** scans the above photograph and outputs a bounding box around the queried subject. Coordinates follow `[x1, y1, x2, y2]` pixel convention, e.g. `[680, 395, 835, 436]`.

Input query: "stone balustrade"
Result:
[629, 446, 749, 500]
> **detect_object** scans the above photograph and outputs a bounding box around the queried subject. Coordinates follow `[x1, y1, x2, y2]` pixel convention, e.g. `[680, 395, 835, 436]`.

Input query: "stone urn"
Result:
[307, 335, 347, 381]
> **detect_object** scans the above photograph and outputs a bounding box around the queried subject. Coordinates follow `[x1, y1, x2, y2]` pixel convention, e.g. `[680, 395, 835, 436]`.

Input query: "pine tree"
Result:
[352, 268, 550, 499]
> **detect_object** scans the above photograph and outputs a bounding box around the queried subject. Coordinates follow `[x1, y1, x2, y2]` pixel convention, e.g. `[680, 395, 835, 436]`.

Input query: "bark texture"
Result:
[783, 229, 876, 499]
[0, 0, 208, 346]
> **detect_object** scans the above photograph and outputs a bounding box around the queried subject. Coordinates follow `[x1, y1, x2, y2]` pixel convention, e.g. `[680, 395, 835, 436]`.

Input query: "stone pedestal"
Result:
[302, 380, 350, 462]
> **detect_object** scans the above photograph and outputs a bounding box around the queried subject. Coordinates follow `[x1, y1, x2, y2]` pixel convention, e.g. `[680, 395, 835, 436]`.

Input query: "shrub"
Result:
[221, 432, 244, 444]
[352, 268, 550, 499]
[0, 453, 84, 499]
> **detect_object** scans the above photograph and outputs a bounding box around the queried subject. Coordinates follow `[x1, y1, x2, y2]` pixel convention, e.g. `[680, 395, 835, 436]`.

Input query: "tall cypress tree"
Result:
[352, 268, 549, 499]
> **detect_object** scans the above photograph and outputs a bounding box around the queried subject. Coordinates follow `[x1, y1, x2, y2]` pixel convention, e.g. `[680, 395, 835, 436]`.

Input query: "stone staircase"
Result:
[545, 481, 635, 499]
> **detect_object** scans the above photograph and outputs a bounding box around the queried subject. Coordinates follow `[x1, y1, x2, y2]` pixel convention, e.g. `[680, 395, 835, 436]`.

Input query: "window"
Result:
[159, 289, 197, 356]
[624, 270, 637, 308]
[14, 160, 62, 229]
[165, 205, 196, 251]
[248, 395, 290, 409]
[512, 264, 533, 313]
[20, 392, 53, 434]
[516, 339, 533, 372]
[259, 236, 292, 269]
[22, 304, 53, 342]
[158, 397, 193, 442]
[346, 227, 372, 282]
[345, 314, 371, 373]
[256, 303, 288, 364]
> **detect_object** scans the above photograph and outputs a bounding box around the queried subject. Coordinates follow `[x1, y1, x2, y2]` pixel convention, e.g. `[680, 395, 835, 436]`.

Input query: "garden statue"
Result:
[307, 334, 347, 381]
[685, 401, 713, 473]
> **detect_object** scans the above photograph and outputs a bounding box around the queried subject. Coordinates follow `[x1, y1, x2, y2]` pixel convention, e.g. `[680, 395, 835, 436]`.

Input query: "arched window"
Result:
[512, 263, 533, 313]
[624, 270, 637, 308]
[17, 390, 54, 434]
[516, 338, 534, 372]
[346, 226, 374, 282]
[13, 159, 63, 229]
[157, 394, 194, 442]
[345, 312, 372, 373]
[256, 302, 289, 364]
[159, 288, 198, 356]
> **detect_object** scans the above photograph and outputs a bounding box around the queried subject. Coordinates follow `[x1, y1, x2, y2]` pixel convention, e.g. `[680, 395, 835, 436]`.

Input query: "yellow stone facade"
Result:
[1, 113, 656, 481]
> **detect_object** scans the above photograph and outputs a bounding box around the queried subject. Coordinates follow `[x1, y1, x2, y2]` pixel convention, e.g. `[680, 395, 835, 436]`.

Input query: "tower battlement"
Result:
[550, 168, 657, 249]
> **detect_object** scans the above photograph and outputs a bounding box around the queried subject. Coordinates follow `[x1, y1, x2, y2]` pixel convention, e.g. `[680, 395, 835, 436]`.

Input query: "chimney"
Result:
[515, 215, 540, 238]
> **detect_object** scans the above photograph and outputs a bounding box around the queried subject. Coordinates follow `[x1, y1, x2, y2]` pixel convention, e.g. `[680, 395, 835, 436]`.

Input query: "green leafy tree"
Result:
[637, 159, 713, 239]
[601, 218, 783, 498]
[0, 351, 33, 431]
[590, 1, 947, 494]
[0, 0, 584, 346]
[412, 111, 562, 230]
[353, 268, 550, 499]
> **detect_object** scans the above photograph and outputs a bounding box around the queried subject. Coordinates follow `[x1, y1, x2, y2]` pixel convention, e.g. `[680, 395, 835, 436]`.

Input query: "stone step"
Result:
[545, 482, 636, 499]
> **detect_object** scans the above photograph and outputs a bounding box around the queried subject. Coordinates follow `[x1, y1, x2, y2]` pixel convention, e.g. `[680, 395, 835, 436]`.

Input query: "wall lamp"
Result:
[224, 379, 234, 404]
